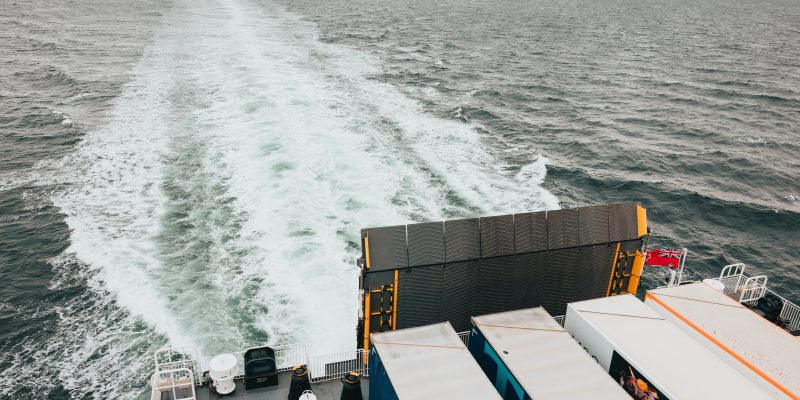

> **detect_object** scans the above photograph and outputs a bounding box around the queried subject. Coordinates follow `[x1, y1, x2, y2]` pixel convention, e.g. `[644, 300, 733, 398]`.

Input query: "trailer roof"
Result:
[471, 307, 629, 400]
[648, 282, 800, 398]
[370, 322, 502, 400]
[567, 295, 772, 400]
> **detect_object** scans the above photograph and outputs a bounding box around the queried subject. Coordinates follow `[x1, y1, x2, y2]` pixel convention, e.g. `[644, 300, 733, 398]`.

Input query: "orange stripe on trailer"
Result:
[646, 292, 799, 400]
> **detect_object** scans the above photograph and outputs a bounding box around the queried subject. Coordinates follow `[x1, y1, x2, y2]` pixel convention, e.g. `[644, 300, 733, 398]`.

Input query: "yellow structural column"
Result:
[626, 204, 648, 294]
[362, 234, 371, 354]
[392, 270, 398, 330]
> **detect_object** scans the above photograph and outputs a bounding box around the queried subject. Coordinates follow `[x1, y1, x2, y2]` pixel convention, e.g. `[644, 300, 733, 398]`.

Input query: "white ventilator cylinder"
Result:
[209, 353, 239, 395]
[299, 390, 317, 400]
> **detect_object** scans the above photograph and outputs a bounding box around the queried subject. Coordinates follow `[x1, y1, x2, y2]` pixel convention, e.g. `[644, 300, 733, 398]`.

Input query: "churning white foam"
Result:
[35, 0, 558, 394]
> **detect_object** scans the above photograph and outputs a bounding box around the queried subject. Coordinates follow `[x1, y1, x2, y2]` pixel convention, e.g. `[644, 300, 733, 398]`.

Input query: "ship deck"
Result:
[163, 371, 369, 400]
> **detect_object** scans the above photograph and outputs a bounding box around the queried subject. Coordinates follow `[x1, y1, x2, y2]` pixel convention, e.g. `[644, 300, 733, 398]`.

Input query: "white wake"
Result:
[15, 0, 559, 396]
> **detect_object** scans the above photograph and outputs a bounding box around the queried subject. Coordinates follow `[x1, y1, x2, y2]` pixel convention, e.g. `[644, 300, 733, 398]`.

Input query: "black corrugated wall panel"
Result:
[407, 222, 445, 267]
[541, 248, 579, 316]
[578, 205, 610, 245]
[362, 203, 644, 337]
[572, 245, 616, 303]
[609, 203, 639, 242]
[363, 225, 408, 271]
[511, 252, 548, 310]
[396, 265, 443, 329]
[441, 261, 479, 332]
[514, 211, 548, 253]
[547, 209, 580, 249]
[444, 218, 480, 262]
[479, 214, 515, 258]
[475, 257, 514, 316]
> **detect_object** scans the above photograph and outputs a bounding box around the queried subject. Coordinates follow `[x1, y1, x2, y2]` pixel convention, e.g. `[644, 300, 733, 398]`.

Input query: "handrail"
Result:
[150, 367, 196, 400]
[708, 270, 800, 332]
[155, 347, 201, 386]
[720, 263, 746, 289]
[739, 275, 768, 303]
[307, 349, 369, 383]
[772, 288, 800, 331]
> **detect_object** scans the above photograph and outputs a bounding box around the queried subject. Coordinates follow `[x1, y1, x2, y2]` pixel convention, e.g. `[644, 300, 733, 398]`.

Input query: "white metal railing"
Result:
[150, 368, 196, 400]
[155, 347, 201, 386]
[720, 263, 746, 280]
[717, 275, 743, 297]
[739, 275, 768, 304]
[307, 349, 369, 383]
[274, 343, 308, 371]
[778, 293, 800, 331]
[709, 263, 800, 332]
[553, 315, 565, 326]
[717, 263, 746, 295]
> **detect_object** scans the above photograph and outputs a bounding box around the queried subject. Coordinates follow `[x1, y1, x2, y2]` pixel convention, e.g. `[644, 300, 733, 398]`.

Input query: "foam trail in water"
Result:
[42, 0, 558, 390]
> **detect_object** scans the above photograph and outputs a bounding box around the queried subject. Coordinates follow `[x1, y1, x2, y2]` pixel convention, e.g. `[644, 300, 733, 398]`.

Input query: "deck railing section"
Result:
[779, 296, 800, 331]
[154, 346, 201, 386]
[711, 264, 800, 332]
[150, 367, 196, 400]
[195, 343, 308, 382]
[307, 349, 369, 383]
[738, 275, 768, 304]
[274, 343, 309, 372]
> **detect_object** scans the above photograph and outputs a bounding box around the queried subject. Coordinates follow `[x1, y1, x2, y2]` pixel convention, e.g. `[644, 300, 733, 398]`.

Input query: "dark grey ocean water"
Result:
[1, 0, 798, 398]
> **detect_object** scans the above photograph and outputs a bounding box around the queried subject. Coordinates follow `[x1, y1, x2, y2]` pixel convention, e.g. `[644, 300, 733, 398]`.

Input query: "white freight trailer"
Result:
[469, 307, 630, 400]
[564, 294, 774, 400]
[646, 282, 800, 400]
[369, 322, 502, 400]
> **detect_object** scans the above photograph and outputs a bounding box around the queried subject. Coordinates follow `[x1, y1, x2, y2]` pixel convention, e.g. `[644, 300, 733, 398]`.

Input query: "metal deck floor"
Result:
[189, 371, 368, 400]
